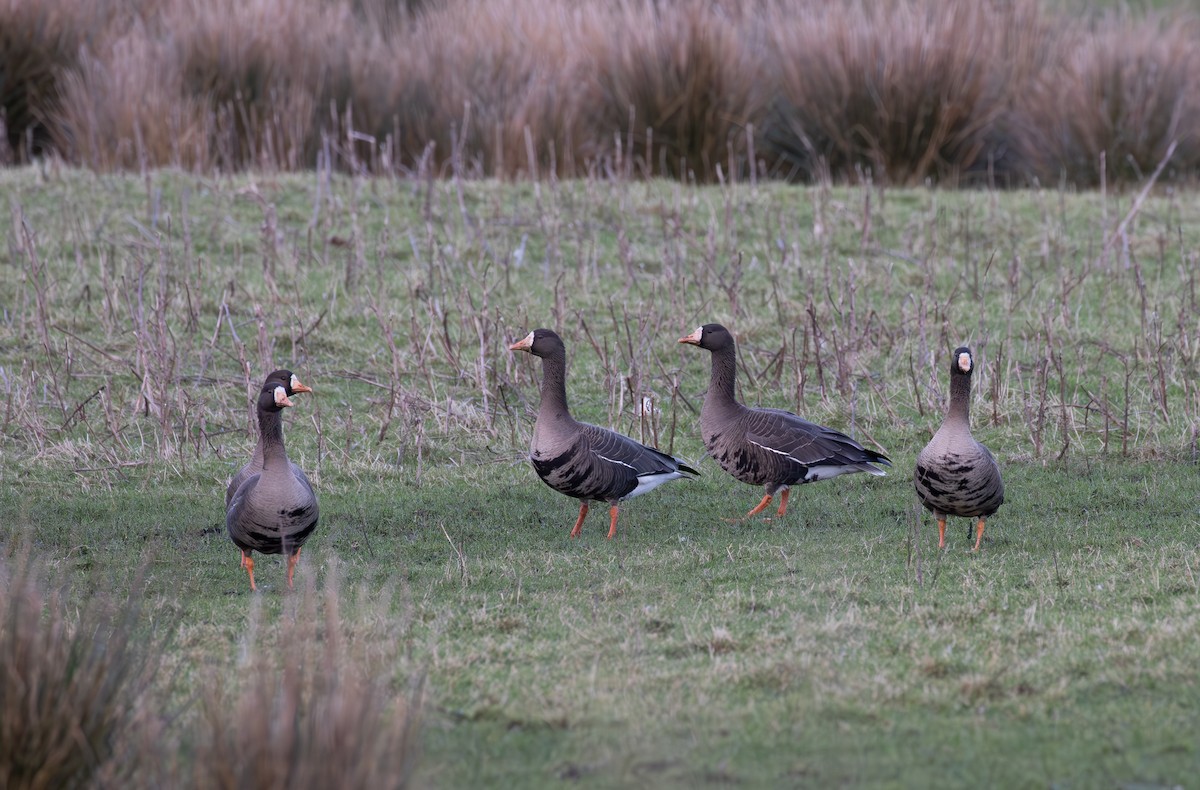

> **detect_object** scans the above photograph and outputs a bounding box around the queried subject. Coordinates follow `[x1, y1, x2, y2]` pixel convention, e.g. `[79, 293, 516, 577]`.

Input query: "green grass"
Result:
[2, 167, 1200, 786]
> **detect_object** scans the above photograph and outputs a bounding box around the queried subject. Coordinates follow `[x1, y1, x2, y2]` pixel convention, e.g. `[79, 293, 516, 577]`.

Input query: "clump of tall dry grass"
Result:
[0, 548, 161, 789]
[575, 0, 765, 181]
[1012, 9, 1200, 186]
[0, 543, 421, 789]
[52, 30, 209, 171]
[54, 0, 357, 171]
[759, 0, 1052, 185]
[189, 563, 422, 789]
[352, 0, 585, 177]
[0, 0, 111, 162]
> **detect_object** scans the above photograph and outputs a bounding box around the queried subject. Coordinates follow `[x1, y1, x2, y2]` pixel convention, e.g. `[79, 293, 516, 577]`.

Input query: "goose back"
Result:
[533, 421, 700, 503]
[708, 406, 889, 494]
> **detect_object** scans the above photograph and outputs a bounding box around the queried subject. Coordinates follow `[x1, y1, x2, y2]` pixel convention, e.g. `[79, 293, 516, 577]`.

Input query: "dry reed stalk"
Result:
[52, 31, 207, 171]
[0, 0, 113, 160]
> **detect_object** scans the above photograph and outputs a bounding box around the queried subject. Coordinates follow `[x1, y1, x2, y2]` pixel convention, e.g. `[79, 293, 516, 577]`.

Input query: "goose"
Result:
[679, 323, 890, 520]
[914, 346, 1004, 551]
[509, 328, 699, 539]
[225, 369, 313, 507]
[226, 380, 319, 590]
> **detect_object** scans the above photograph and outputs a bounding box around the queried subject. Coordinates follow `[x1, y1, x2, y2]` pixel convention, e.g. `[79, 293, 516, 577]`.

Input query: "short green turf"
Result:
[2, 167, 1199, 787]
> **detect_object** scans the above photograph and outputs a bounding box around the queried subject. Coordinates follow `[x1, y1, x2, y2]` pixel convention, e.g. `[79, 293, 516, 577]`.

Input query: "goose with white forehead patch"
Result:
[510, 328, 699, 540]
[914, 346, 1004, 551]
[226, 379, 319, 590]
[679, 323, 890, 521]
[225, 369, 313, 508]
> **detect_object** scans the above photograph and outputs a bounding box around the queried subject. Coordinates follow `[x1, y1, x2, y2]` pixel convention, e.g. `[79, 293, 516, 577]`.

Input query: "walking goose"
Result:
[679, 323, 890, 520]
[225, 369, 313, 507]
[226, 380, 319, 590]
[509, 328, 699, 539]
[914, 346, 1004, 551]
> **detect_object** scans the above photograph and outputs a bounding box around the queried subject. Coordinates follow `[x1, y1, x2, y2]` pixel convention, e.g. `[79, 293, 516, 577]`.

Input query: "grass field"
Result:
[2, 167, 1199, 787]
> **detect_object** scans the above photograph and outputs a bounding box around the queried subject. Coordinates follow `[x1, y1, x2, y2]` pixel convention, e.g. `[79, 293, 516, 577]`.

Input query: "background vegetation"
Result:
[2, 0, 1199, 786]
[2, 0, 1199, 186]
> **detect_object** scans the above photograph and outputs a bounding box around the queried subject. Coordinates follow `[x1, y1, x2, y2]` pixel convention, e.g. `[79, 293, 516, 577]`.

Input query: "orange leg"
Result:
[937, 517, 947, 549]
[775, 488, 791, 517]
[286, 547, 302, 588]
[972, 518, 986, 552]
[243, 553, 257, 592]
[607, 505, 620, 540]
[743, 493, 773, 519]
[569, 502, 589, 539]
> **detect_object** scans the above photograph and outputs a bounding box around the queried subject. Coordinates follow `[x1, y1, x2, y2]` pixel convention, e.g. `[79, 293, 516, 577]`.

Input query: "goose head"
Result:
[953, 347, 974, 377]
[509, 328, 565, 358]
[259, 383, 295, 413]
[265, 369, 313, 395]
[678, 323, 734, 351]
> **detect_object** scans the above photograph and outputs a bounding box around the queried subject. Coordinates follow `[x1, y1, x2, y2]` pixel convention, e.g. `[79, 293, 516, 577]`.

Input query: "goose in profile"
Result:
[509, 328, 699, 539]
[226, 380, 319, 590]
[914, 346, 1004, 551]
[225, 369, 312, 507]
[679, 323, 890, 520]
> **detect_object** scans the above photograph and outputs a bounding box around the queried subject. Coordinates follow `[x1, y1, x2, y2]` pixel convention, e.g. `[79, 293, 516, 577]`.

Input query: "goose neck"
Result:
[706, 345, 740, 410]
[947, 372, 972, 425]
[538, 351, 571, 418]
[258, 408, 288, 470]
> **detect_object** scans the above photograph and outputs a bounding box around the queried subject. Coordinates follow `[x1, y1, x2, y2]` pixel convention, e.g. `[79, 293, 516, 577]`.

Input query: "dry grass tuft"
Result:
[54, 0, 364, 171]
[190, 562, 422, 789]
[0, 546, 161, 790]
[0, 0, 107, 162]
[1012, 9, 1200, 186]
[169, 0, 354, 171]
[576, 0, 765, 181]
[357, 0, 585, 177]
[760, 0, 1052, 185]
[52, 30, 209, 171]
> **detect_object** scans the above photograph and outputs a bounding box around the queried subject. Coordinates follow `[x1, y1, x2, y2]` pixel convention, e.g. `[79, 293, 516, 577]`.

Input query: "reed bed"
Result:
[2, 0, 1198, 184]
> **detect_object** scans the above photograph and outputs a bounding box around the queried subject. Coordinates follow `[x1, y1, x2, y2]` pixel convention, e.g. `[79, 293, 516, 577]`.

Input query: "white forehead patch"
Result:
[957, 352, 972, 373]
[289, 374, 301, 390]
[273, 385, 289, 406]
